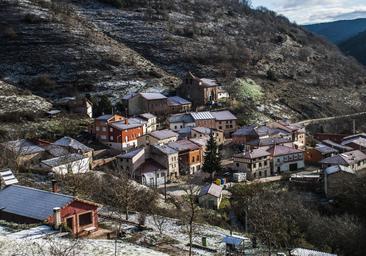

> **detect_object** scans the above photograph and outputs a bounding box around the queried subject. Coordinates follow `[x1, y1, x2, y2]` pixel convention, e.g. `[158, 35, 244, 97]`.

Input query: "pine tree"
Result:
[202, 131, 222, 180]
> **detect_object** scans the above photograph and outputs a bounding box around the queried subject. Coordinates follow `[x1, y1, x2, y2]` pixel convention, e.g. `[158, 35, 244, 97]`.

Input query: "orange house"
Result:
[168, 139, 202, 175]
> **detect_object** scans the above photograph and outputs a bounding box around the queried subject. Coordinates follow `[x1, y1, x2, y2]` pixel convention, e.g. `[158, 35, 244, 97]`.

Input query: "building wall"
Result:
[198, 194, 222, 210]
[128, 95, 143, 115]
[195, 119, 216, 129]
[111, 125, 143, 147]
[304, 148, 323, 164]
[233, 156, 271, 180]
[215, 119, 237, 136]
[42, 157, 90, 175]
[146, 99, 168, 115]
[272, 153, 305, 173]
[151, 151, 179, 179]
[232, 134, 259, 145]
[48, 201, 98, 236]
[168, 103, 192, 114]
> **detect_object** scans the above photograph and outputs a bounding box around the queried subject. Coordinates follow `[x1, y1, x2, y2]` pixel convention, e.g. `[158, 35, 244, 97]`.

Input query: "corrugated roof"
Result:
[53, 137, 92, 153]
[190, 112, 215, 120]
[199, 183, 222, 198]
[342, 137, 366, 147]
[1, 139, 45, 156]
[150, 130, 178, 140]
[233, 125, 257, 136]
[248, 137, 292, 147]
[167, 96, 191, 106]
[41, 153, 86, 168]
[211, 111, 237, 121]
[321, 140, 353, 152]
[140, 92, 167, 100]
[0, 185, 74, 221]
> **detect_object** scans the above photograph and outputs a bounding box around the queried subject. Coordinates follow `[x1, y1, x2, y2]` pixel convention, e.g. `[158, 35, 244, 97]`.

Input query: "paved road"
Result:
[295, 111, 366, 126]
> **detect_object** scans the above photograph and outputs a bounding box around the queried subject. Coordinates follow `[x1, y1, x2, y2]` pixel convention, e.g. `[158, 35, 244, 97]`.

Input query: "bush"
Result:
[30, 75, 57, 91]
[226, 78, 263, 102]
[3, 27, 17, 39]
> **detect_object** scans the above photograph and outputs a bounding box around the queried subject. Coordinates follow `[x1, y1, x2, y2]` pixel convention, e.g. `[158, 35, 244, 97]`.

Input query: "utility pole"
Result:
[353, 119, 356, 134]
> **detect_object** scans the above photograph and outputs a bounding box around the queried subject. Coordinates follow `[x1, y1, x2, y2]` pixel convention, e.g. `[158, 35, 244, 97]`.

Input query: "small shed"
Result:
[198, 183, 223, 209]
[223, 235, 248, 255]
[0, 185, 100, 236]
[290, 248, 337, 256]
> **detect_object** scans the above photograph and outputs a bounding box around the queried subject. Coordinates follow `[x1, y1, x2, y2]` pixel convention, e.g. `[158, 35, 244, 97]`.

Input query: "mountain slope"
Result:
[339, 31, 366, 65]
[1, 0, 366, 120]
[0, 0, 177, 99]
[304, 18, 366, 44]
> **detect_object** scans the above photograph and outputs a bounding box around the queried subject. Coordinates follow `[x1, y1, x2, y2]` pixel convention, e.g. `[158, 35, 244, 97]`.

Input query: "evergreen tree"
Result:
[202, 131, 222, 180]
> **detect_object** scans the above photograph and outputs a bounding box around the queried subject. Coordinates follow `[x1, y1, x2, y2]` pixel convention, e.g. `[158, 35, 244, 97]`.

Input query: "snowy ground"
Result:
[0, 225, 168, 256]
[101, 212, 249, 256]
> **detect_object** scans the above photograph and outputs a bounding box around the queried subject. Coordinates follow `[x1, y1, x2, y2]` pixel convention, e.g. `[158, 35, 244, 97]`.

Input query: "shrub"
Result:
[3, 27, 17, 39]
[226, 78, 263, 102]
[30, 75, 57, 91]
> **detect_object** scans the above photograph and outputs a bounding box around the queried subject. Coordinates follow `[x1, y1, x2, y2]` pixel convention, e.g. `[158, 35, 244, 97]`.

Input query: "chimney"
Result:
[51, 179, 59, 193]
[53, 207, 62, 230]
[125, 118, 129, 125]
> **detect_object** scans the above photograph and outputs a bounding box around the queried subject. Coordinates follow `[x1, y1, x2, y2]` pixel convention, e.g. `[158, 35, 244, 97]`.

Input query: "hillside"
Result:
[304, 18, 366, 44]
[1, 0, 366, 120]
[339, 30, 366, 65]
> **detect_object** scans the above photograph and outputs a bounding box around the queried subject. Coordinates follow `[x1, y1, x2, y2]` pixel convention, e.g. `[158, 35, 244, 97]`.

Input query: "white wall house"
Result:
[267, 145, 305, 174]
[41, 154, 90, 175]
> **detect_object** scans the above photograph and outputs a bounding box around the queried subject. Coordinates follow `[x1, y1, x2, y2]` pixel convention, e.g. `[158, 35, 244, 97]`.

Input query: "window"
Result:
[110, 128, 113, 132]
[236, 163, 239, 167]
[259, 171, 262, 177]
[102, 127, 107, 132]
[96, 127, 100, 131]
[192, 156, 195, 162]
[264, 161, 267, 166]
[259, 162, 262, 167]
[110, 136, 113, 141]
[79, 212, 93, 227]
[156, 173, 159, 178]
[101, 135, 107, 140]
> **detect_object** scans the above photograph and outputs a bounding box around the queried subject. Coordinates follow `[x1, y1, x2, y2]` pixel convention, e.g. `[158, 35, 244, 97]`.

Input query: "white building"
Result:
[267, 145, 304, 174]
[40, 153, 90, 175]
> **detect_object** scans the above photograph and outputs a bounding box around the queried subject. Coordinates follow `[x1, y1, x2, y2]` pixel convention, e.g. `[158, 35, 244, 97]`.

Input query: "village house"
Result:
[267, 145, 305, 173]
[108, 120, 144, 150]
[138, 113, 158, 133]
[135, 159, 167, 187]
[0, 185, 100, 236]
[151, 144, 180, 180]
[168, 110, 237, 137]
[233, 148, 271, 180]
[167, 96, 192, 113]
[53, 136, 93, 159]
[323, 165, 356, 198]
[1, 139, 46, 168]
[268, 121, 306, 149]
[126, 92, 168, 116]
[319, 150, 366, 172]
[341, 135, 366, 153]
[211, 110, 238, 136]
[90, 114, 124, 141]
[198, 183, 223, 209]
[55, 97, 93, 118]
[320, 139, 353, 153]
[247, 137, 293, 149]
[177, 72, 221, 107]
[90, 114, 144, 150]
[116, 148, 145, 177]
[305, 144, 339, 164]
[169, 113, 195, 131]
[167, 139, 203, 175]
[232, 125, 291, 145]
[40, 153, 90, 175]
[191, 127, 225, 145]
[139, 129, 179, 146]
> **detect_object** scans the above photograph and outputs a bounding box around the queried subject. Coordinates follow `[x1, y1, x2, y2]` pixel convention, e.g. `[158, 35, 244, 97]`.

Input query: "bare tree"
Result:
[181, 173, 204, 256]
[152, 207, 168, 235]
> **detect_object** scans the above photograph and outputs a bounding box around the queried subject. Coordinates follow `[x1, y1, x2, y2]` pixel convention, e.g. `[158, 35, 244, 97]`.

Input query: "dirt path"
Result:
[295, 111, 366, 126]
